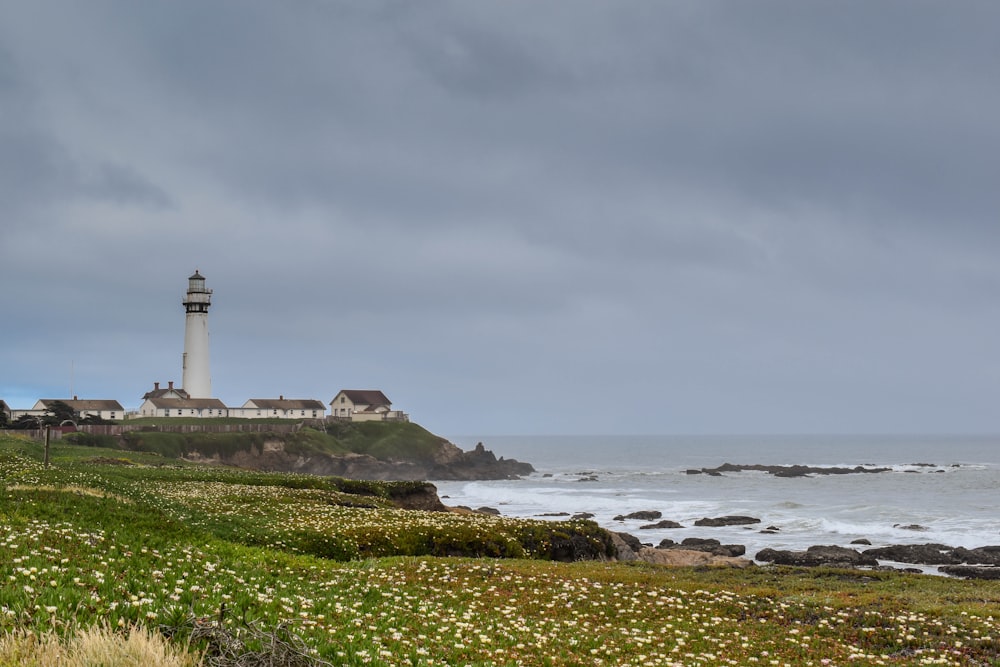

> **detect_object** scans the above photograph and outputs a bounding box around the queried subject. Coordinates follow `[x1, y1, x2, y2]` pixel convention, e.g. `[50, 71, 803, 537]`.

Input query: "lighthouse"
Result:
[181, 270, 212, 398]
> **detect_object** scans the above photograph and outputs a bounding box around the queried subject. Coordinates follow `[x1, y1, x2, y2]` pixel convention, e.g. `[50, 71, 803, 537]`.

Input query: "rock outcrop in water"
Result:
[688, 463, 892, 477]
[694, 515, 761, 527]
[756, 545, 879, 568]
[862, 544, 1000, 566]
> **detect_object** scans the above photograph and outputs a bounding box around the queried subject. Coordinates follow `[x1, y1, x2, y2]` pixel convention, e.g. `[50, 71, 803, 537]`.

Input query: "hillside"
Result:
[63, 420, 534, 480]
[2, 433, 1000, 666]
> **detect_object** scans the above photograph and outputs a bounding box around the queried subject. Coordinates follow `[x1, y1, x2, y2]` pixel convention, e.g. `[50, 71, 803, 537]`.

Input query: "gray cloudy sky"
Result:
[2, 1, 998, 436]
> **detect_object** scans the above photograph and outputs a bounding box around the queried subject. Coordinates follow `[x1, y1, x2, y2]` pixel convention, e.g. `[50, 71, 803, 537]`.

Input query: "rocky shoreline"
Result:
[455, 503, 1000, 579]
[608, 517, 1000, 579]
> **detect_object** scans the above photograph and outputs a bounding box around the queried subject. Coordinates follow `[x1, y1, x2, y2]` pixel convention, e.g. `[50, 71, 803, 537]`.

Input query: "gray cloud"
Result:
[1, 1, 998, 435]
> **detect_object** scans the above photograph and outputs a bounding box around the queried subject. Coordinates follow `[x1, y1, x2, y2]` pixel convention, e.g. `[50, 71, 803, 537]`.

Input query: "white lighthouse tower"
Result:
[181, 270, 213, 398]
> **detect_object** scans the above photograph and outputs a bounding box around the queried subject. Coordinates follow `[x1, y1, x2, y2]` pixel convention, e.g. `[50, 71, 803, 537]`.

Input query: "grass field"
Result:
[1, 432, 998, 665]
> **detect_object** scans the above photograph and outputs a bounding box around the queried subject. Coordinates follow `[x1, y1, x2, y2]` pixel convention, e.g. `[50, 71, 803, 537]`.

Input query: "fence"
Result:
[2, 421, 312, 441]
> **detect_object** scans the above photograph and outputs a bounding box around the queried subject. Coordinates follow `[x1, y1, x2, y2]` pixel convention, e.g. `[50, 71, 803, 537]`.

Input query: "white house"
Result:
[138, 397, 229, 418]
[230, 397, 326, 420]
[30, 398, 125, 422]
[329, 389, 408, 422]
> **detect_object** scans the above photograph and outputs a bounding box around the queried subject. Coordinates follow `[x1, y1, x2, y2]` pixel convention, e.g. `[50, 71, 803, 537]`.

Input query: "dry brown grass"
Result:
[0, 625, 200, 667]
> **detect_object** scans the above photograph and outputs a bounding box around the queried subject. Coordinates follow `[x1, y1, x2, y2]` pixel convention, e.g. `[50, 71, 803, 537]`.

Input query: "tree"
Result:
[0, 410, 8, 428]
[42, 400, 77, 426]
[80, 413, 112, 426]
[10, 415, 42, 430]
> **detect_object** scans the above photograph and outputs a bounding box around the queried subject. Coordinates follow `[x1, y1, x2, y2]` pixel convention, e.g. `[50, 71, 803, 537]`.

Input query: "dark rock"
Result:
[939, 566, 1000, 580]
[655, 538, 745, 557]
[639, 520, 684, 530]
[773, 467, 814, 478]
[685, 469, 703, 475]
[549, 534, 613, 563]
[850, 539, 872, 545]
[952, 546, 1000, 565]
[537, 512, 571, 517]
[680, 537, 747, 558]
[613, 511, 662, 522]
[572, 512, 595, 520]
[756, 545, 878, 568]
[542, 473, 553, 478]
[475, 506, 501, 516]
[894, 524, 929, 532]
[577, 476, 599, 482]
[613, 531, 643, 553]
[716, 545, 747, 557]
[681, 538, 745, 557]
[863, 544, 959, 565]
[682, 538, 721, 547]
[610, 532, 640, 562]
[698, 462, 892, 477]
[387, 482, 449, 511]
[694, 515, 761, 527]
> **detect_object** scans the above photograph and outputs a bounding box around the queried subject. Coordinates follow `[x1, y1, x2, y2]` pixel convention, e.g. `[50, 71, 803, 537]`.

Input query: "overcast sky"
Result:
[2, 1, 998, 436]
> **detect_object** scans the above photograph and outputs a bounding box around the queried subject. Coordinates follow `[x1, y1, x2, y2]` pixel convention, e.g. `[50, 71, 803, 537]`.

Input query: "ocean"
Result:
[436, 434, 1000, 568]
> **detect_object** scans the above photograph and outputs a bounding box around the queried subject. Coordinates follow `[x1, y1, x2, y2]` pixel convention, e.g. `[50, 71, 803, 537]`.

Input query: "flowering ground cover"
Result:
[2, 434, 999, 665]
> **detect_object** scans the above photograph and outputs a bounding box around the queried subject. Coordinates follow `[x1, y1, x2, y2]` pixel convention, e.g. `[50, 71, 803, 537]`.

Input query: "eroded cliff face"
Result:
[184, 438, 534, 482]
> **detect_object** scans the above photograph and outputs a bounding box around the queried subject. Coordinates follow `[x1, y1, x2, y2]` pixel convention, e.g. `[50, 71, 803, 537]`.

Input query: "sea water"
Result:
[435, 435, 1000, 563]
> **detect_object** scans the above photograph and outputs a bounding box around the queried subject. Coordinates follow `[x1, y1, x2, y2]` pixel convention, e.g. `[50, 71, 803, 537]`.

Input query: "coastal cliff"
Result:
[206, 438, 534, 481]
[114, 421, 534, 481]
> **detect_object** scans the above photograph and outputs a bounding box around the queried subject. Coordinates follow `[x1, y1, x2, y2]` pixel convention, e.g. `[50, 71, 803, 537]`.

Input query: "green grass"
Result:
[2, 433, 999, 666]
[324, 420, 453, 461]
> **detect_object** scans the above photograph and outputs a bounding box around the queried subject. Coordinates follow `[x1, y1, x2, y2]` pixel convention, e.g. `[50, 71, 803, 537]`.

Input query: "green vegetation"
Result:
[59, 420, 453, 464]
[323, 421, 452, 461]
[2, 432, 999, 666]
